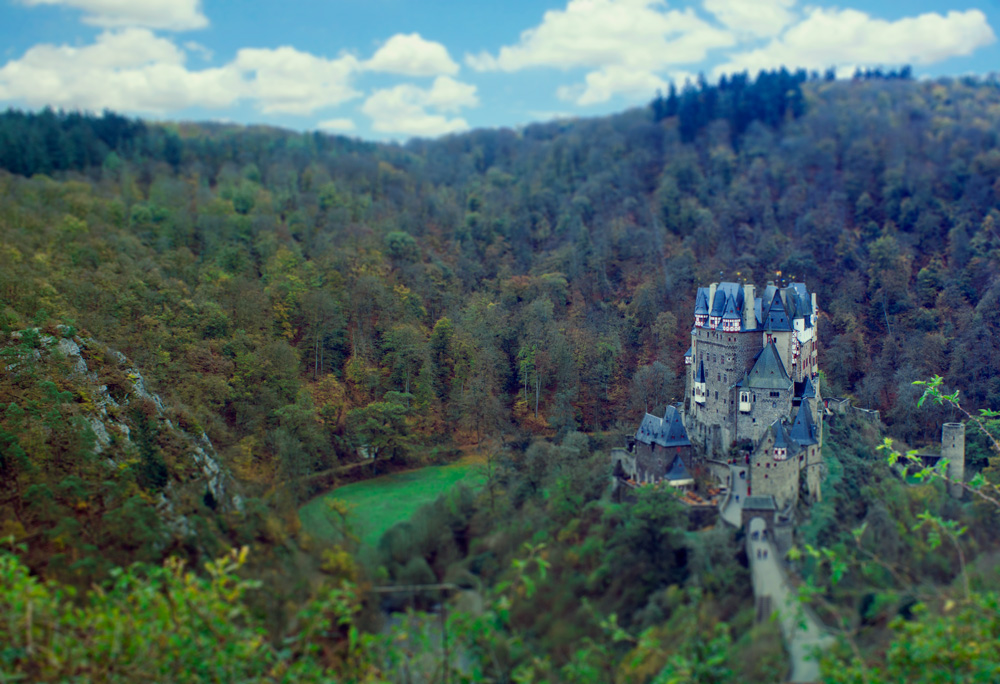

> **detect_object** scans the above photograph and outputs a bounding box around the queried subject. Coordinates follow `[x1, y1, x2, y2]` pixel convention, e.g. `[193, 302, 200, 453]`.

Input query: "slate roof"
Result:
[738, 342, 791, 390]
[768, 417, 804, 457]
[744, 495, 777, 511]
[722, 295, 741, 320]
[711, 282, 744, 317]
[763, 290, 793, 331]
[635, 405, 692, 448]
[694, 288, 710, 315]
[787, 283, 813, 323]
[790, 403, 819, 446]
[762, 283, 778, 309]
[772, 419, 792, 449]
[665, 454, 693, 482]
[684, 346, 693, 358]
[796, 376, 817, 399]
[695, 360, 706, 383]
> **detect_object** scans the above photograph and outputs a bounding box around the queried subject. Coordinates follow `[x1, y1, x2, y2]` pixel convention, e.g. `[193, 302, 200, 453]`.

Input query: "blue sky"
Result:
[1, 0, 998, 141]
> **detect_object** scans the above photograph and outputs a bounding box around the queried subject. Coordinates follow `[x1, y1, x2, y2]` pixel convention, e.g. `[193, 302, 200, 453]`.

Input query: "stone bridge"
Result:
[718, 461, 832, 683]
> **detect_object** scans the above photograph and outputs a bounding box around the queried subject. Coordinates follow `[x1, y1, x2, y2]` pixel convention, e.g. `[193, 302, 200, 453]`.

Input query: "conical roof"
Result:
[665, 454, 692, 483]
[772, 419, 791, 449]
[695, 359, 706, 383]
[763, 290, 793, 331]
[711, 282, 744, 317]
[799, 375, 816, 399]
[722, 295, 741, 320]
[790, 402, 818, 445]
[694, 288, 710, 315]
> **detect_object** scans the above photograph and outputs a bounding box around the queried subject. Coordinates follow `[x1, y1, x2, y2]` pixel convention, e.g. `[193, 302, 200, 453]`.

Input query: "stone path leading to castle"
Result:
[747, 518, 833, 682]
[720, 465, 832, 683]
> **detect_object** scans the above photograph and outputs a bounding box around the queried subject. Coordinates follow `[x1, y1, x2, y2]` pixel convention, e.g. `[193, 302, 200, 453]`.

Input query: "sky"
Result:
[0, 0, 998, 142]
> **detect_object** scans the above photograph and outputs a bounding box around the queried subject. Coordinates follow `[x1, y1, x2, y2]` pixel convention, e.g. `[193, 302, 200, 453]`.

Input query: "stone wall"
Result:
[611, 448, 636, 480]
[942, 422, 966, 499]
[616, 443, 694, 484]
[739, 387, 791, 444]
[805, 444, 823, 502]
[749, 431, 801, 510]
[687, 327, 763, 457]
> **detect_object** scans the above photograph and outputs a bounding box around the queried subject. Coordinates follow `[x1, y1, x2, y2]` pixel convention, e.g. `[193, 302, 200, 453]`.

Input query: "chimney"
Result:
[743, 283, 755, 330]
[708, 283, 718, 316]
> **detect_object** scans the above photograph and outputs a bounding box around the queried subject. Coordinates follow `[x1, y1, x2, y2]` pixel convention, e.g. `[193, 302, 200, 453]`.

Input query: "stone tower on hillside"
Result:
[942, 422, 966, 499]
[683, 281, 824, 509]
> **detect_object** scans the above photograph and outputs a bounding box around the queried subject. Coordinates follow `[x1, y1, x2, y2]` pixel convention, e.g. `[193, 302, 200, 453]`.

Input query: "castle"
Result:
[615, 281, 824, 514]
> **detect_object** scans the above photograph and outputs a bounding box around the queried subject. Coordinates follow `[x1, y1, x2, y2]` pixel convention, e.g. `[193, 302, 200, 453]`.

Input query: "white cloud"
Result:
[233, 47, 361, 115]
[183, 41, 213, 61]
[362, 76, 478, 137]
[703, 0, 795, 38]
[365, 33, 458, 76]
[0, 29, 240, 111]
[466, 0, 732, 106]
[466, 0, 733, 72]
[21, 0, 208, 30]
[559, 65, 668, 105]
[0, 31, 363, 116]
[316, 117, 356, 131]
[421, 74, 478, 111]
[714, 8, 996, 78]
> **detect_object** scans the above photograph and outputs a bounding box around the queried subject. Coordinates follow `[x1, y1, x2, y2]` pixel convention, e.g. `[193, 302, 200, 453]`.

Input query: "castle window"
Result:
[770, 391, 779, 398]
[765, 474, 769, 478]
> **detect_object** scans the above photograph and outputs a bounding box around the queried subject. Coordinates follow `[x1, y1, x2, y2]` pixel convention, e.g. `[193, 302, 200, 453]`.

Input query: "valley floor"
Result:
[299, 456, 484, 547]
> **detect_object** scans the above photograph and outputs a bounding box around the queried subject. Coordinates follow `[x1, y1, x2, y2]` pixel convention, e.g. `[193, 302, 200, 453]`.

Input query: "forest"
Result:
[2, 70, 1000, 681]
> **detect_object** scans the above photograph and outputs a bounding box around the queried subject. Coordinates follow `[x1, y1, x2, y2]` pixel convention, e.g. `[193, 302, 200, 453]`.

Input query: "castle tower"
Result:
[942, 422, 966, 499]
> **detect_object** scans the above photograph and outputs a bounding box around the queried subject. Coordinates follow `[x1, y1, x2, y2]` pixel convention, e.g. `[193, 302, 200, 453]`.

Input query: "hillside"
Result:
[2, 72, 1000, 681]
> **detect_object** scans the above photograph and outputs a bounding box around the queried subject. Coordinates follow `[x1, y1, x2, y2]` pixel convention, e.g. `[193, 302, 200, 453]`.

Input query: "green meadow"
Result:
[299, 461, 484, 548]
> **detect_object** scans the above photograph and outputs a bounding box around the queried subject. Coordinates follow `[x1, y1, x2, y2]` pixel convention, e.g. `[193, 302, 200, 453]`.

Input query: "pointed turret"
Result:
[722, 295, 741, 332]
[790, 402, 818, 446]
[800, 375, 816, 399]
[770, 418, 796, 460]
[694, 360, 707, 404]
[694, 288, 710, 327]
[763, 290, 793, 331]
[664, 454, 693, 486]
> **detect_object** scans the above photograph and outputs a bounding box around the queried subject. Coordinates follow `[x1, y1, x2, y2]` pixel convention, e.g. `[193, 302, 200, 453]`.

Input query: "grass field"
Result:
[299, 460, 483, 548]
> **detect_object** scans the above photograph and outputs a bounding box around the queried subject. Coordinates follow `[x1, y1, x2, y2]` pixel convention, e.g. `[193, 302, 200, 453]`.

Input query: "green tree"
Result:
[345, 395, 412, 473]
